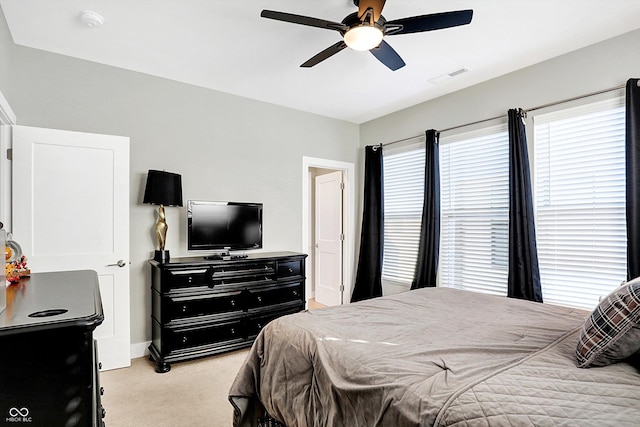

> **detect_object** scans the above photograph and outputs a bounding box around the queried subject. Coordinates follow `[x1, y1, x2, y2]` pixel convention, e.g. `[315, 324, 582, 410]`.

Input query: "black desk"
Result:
[0, 270, 104, 426]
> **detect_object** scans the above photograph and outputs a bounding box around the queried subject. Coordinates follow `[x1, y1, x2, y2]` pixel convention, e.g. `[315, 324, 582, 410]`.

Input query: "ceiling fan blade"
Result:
[386, 10, 473, 35]
[370, 40, 405, 71]
[358, 0, 386, 22]
[301, 41, 348, 68]
[261, 10, 348, 32]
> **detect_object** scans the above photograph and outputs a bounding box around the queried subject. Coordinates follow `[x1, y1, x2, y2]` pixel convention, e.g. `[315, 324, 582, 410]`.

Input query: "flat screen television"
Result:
[187, 200, 263, 253]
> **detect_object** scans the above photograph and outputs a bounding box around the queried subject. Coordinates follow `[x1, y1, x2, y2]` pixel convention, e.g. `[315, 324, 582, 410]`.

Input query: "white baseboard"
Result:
[130, 341, 151, 359]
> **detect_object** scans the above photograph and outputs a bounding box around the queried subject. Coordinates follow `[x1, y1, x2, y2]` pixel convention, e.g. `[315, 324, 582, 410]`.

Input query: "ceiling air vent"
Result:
[429, 67, 471, 84]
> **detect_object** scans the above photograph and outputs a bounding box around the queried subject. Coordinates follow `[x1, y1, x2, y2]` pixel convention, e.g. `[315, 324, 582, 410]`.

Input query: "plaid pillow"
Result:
[576, 278, 640, 368]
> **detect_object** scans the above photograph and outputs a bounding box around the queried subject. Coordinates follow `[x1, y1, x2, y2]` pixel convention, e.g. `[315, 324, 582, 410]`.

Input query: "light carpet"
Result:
[100, 348, 250, 427]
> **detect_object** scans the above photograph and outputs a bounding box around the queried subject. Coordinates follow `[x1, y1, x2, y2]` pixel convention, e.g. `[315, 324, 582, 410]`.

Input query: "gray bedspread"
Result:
[229, 287, 640, 426]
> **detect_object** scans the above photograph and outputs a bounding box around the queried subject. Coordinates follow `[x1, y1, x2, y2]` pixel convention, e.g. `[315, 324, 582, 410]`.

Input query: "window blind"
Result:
[439, 126, 509, 296]
[382, 143, 425, 288]
[534, 98, 626, 310]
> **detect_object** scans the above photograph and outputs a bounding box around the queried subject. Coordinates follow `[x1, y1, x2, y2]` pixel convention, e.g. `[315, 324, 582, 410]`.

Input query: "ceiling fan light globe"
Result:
[344, 26, 383, 51]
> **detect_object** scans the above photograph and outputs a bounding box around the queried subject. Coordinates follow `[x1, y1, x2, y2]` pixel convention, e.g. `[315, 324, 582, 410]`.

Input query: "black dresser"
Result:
[148, 251, 307, 373]
[0, 270, 105, 426]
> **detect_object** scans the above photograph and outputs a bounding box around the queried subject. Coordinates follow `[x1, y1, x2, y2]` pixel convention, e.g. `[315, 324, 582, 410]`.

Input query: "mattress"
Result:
[229, 287, 640, 426]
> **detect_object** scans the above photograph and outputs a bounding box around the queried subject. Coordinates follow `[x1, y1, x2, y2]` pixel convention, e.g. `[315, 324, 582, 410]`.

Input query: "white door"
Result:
[12, 125, 130, 370]
[314, 171, 343, 306]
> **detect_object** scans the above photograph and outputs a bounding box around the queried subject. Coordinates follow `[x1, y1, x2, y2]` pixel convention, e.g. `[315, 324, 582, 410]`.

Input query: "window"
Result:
[439, 126, 510, 295]
[381, 142, 425, 289]
[534, 98, 626, 309]
[380, 96, 626, 309]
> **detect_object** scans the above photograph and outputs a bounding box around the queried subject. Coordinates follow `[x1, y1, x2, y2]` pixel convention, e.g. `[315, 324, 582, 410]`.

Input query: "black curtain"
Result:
[351, 145, 384, 302]
[626, 78, 640, 280]
[411, 130, 440, 289]
[507, 108, 543, 302]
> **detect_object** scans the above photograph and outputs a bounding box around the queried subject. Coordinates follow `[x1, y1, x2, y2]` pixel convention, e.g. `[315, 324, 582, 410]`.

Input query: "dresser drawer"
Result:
[209, 262, 276, 287]
[165, 319, 244, 352]
[162, 268, 210, 290]
[246, 281, 303, 311]
[246, 307, 302, 339]
[277, 259, 303, 278]
[164, 291, 244, 321]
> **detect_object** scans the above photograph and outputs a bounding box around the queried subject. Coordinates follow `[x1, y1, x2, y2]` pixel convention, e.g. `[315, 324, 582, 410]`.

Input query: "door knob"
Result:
[107, 259, 128, 268]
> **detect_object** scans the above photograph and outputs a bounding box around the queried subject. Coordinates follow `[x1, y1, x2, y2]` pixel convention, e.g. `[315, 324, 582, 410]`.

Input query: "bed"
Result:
[229, 286, 640, 426]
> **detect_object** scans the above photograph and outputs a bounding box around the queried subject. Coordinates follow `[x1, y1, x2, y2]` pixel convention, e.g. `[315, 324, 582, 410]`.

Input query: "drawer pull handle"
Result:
[257, 323, 263, 330]
[230, 300, 236, 307]
[292, 290, 299, 296]
[187, 277, 193, 283]
[230, 328, 236, 335]
[181, 305, 188, 313]
[256, 296, 263, 303]
[181, 336, 188, 344]
[288, 268, 293, 273]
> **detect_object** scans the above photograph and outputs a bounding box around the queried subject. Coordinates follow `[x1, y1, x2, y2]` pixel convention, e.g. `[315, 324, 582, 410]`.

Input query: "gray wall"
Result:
[361, 28, 640, 146]
[0, 8, 9, 95]
[0, 8, 359, 347]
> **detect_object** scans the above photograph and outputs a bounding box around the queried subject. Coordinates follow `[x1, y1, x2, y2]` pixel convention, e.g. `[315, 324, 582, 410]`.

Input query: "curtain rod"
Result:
[381, 83, 627, 147]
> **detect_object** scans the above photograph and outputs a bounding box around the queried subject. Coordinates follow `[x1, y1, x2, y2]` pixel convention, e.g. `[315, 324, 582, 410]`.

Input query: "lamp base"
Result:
[154, 250, 170, 263]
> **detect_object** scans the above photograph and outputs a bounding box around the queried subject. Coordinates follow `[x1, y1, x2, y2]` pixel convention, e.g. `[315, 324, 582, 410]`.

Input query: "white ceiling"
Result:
[2, 0, 640, 124]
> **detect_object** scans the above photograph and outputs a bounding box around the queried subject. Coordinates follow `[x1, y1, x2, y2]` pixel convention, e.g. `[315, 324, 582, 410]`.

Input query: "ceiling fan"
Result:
[260, 0, 473, 71]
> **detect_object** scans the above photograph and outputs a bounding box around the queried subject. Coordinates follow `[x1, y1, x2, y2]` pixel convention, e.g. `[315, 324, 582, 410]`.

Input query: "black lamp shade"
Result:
[143, 170, 183, 207]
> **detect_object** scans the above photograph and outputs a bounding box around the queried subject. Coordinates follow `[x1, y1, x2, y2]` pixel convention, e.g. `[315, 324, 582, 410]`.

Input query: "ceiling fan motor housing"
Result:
[342, 12, 386, 33]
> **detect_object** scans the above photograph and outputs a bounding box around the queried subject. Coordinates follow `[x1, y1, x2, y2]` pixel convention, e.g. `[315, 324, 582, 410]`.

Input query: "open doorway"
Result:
[302, 157, 355, 308]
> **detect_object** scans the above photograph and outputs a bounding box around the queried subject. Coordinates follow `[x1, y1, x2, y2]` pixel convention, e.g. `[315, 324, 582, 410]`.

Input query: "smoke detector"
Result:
[80, 11, 104, 28]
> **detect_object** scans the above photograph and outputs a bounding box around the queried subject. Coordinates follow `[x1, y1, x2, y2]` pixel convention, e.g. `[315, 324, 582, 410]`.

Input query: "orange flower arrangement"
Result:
[5, 254, 29, 283]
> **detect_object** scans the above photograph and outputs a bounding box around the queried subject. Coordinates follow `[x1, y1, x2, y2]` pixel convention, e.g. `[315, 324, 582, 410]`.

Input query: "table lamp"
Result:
[143, 169, 183, 262]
